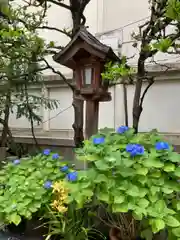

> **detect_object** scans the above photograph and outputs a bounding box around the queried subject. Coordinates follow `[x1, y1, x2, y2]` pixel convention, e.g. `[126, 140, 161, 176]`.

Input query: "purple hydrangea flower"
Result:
[52, 153, 59, 159]
[93, 137, 105, 145]
[66, 172, 78, 182]
[117, 126, 129, 134]
[43, 149, 51, 156]
[43, 180, 52, 189]
[13, 159, 20, 165]
[60, 166, 69, 172]
[126, 144, 144, 157]
[155, 142, 170, 151]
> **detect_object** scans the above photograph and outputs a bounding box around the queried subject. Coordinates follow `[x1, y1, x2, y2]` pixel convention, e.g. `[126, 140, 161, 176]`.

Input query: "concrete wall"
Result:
[7, 73, 180, 139]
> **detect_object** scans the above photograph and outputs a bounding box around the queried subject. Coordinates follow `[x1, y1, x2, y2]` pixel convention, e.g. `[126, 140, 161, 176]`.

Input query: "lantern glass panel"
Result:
[84, 67, 92, 85]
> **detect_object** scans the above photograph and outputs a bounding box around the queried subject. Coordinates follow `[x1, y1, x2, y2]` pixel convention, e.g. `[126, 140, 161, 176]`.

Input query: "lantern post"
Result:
[53, 27, 120, 140]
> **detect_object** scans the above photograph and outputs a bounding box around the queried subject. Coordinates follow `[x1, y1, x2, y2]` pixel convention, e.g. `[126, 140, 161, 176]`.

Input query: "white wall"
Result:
[97, 0, 180, 65]
[127, 80, 180, 133]
[9, 89, 42, 129]
[7, 0, 180, 138]
[101, 0, 149, 33]
[7, 78, 180, 136]
[48, 87, 73, 130]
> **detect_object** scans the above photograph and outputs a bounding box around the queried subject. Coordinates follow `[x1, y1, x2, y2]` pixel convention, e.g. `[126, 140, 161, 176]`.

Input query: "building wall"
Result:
[97, 0, 180, 64]
[8, 76, 180, 139]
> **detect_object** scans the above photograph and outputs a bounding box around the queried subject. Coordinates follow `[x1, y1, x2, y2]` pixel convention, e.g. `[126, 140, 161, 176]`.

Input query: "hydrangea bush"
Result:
[0, 149, 76, 225]
[65, 127, 180, 240]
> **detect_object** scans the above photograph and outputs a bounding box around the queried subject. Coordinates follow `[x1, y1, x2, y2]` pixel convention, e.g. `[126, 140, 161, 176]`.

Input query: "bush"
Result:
[0, 149, 74, 225]
[65, 127, 180, 240]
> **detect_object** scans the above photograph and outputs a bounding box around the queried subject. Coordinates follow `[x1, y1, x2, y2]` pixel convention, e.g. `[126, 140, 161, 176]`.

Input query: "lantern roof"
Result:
[53, 26, 120, 69]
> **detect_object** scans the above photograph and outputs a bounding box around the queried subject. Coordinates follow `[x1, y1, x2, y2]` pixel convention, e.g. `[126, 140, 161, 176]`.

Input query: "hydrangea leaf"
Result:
[165, 215, 180, 227]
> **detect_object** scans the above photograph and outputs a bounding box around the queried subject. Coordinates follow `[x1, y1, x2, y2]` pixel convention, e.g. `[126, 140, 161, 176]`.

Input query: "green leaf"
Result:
[136, 167, 148, 175]
[118, 168, 135, 177]
[114, 195, 125, 204]
[94, 174, 108, 183]
[164, 163, 175, 172]
[132, 211, 143, 220]
[162, 187, 173, 194]
[148, 194, 158, 203]
[139, 188, 148, 197]
[138, 198, 149, 208]
[150, 186, 160, 195]
[95, 160, 109, 171]
[152, 38, 172, 52]
[82, 189, 93, 197]
[154, 200, 166, 213]
[150, 171, 161, 178]
[141, 229, 153, 240]
[49, 41, 55, 47]
[122, 159, 134, 167]
[169, 152, 180, 163]
[165, 215, 180, 227]
[177, 202, 180, 210]
[150, 219, 165, 233]
[143, 158, 164, 168]
[96, 192, 109, 202]
[172, 227, 180, 237]
[126, 185, 139, 197]
[112, 203, 128, 213]
[9, 213, 21, 225]
[174, 168, 180, 177]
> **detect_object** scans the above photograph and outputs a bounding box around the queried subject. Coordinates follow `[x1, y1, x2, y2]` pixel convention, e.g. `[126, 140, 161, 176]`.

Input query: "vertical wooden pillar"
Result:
[85, 100, 99, 139]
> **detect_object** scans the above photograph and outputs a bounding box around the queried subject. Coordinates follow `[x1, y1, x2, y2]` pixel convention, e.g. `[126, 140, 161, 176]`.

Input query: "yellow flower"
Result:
[52, 181, 63, 193]
[57, 205, 67, 213]
[51, 180, 69, 213]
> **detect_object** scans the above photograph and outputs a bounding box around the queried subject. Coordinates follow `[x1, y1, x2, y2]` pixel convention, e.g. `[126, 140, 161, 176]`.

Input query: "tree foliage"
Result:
[0, 2, 59, 150]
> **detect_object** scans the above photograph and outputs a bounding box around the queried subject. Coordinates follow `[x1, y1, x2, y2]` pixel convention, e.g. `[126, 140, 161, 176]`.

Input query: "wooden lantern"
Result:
[53, 27, 120, 138]
[53, 26, 120, 101]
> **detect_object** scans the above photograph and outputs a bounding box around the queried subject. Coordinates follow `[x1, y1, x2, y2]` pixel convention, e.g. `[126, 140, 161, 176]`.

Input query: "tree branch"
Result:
[47, 0, 71, 10]
[38, 26, 72, 38]
[24, 82, 40, 149]
[0, 66, 49, 82]
[41, 58, 75, 91]
[139, 77, 154, 108]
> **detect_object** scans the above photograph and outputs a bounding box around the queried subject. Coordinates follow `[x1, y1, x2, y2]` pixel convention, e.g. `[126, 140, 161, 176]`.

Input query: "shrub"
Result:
[45, 180, 106, 240]
[0, 149, 74, 225]
[65, 127, 180, 240]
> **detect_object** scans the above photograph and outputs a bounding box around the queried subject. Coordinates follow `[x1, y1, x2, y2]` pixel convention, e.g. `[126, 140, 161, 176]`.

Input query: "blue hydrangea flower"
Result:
[52, 153, 59, 159]
[13, 159, 20, 165]
[117, 126, 129, 134]
[66, 172, 78, 182]
[93, 137, 105, 145]
[43, 180, 52, 189]
[60, 165, 69, 172]
[126, 144, 144, 157]
[136, 144, 145, 154]
[43, 149, 51, 155]
[155, 142, 170, 151]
